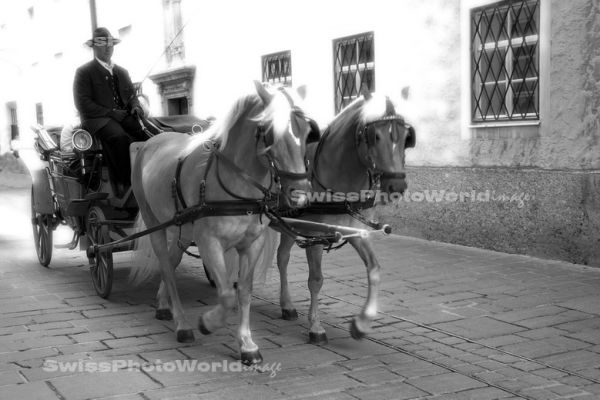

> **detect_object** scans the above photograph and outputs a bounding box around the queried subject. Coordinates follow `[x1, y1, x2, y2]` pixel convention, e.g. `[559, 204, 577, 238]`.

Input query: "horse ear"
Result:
[385, 97, 395, 116]
[254, 81, 273, 105]
[296, 85, 307, 100]
[360, 87, 372, 101]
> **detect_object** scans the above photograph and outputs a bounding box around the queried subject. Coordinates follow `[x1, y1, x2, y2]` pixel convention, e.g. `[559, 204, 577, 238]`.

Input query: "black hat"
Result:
[85, 27, 121, 47]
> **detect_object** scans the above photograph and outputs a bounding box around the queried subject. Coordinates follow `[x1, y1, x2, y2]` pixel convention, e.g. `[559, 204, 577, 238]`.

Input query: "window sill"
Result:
[469, 120, 540, 129]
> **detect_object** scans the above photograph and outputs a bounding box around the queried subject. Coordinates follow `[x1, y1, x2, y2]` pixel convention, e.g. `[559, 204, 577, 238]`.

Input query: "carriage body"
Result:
[29, 124, 140, 297]
[29, 116, 211, 298]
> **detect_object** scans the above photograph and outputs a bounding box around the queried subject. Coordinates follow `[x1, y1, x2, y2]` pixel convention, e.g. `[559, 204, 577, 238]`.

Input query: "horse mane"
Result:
[185, 93, 262, 154]
[185, 88, 298, 156]
[322, 94, 396, 139]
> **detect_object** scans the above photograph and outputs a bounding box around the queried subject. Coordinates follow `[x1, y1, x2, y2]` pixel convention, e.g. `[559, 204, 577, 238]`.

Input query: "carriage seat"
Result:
[146, 115, 211, 135]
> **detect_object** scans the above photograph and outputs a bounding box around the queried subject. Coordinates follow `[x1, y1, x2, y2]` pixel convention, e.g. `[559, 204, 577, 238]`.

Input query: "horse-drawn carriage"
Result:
[29, 115, 209, 298]
[28, 83, 414, 365]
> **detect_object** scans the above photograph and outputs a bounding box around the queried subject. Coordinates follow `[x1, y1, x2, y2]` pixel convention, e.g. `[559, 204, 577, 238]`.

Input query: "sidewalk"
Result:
[1, 186, 600, 399]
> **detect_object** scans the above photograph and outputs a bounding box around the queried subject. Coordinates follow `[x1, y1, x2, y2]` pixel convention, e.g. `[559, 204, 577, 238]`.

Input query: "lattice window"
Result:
[471, 0, 539, 122]
[333, 32, 375, 113]
[262, 51, 292, 87]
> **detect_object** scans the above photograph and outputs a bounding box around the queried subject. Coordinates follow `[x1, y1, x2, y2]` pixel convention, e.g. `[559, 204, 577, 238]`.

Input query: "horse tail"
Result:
[253, 228, 280, 285]
[128, 213, 160, 286]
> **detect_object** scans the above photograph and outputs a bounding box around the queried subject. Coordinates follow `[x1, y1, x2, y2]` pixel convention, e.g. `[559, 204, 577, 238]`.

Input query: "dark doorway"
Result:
[167, 97, 188, 115]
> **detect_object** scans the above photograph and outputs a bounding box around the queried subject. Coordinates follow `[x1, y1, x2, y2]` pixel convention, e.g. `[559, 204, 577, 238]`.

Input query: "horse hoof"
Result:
[241, 350, 263, 366]
[198, 317, 212, 335]
[308, 331, 328, 345]
[281, 309, 298, 321]
[155, 309, 173, 321]
[176, 329, 195, 343]
[350, 319, 366, 340]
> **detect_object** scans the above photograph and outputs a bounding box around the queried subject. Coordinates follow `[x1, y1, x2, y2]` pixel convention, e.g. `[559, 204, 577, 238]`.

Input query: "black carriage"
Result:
[29, 116, 208, 298]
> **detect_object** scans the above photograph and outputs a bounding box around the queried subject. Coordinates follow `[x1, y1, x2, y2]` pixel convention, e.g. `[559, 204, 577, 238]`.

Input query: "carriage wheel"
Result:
[30, 186, 53, 267]
[87, 206, 113, 298]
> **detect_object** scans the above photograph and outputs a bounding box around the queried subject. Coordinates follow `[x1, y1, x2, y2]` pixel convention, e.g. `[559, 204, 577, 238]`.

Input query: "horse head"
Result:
[253, 82, 315, 208]
[355, 92, 415, 196]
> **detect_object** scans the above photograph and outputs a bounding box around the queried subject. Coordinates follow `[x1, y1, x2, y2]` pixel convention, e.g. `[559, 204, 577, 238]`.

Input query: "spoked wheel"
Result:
[87, 206, 113, 298]
[31, 186, 53, 267]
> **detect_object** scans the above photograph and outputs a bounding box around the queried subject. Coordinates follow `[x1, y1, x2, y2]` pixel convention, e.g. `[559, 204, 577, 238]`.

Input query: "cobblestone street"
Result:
[1, 187, 600, 399]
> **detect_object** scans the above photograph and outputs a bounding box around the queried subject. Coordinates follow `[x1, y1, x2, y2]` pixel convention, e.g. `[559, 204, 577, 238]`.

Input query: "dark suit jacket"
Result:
[73, 59, 141, 134]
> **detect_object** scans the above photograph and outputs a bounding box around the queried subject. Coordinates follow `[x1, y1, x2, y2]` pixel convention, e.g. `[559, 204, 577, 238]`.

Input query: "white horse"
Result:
[131, 82, 315, 364]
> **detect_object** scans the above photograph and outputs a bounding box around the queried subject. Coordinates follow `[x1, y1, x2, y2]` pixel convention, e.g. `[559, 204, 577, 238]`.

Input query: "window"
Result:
[163, 0, 185, 64]
[333, 32, 374, 113]
[262, 51, 292, 87]
[471, 0, 539, 122]
[35, 103, 44, 125]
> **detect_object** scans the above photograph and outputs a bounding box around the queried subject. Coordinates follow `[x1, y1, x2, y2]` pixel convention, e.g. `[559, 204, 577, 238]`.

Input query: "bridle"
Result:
[355, 114, 414, 190]
[212, 90, 314, 202]
[313, 111, 413, 194]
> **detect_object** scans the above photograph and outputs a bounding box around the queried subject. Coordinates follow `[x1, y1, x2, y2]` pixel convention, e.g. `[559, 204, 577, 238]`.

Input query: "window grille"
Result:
[333, 32, 374, 113]
[262, 51, 292, 87]
[471, 0, 539, 122]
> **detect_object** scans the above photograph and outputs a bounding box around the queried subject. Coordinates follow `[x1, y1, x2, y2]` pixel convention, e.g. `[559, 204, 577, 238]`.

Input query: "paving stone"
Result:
[345, 380, 428, 400]
[379, 356, 449, 379]
[431, 317, 525, 340]
[69, 331, 115, 343]
[0, 381, 60, 399]
[188, 383, 285, 400]
[49, 371, 161, 400]
[102, 336, 155, 349]
[263, 344, 348, 368]
[558, 296, 600, 315]
[345, 365, 404, 385]
[436, 386, 515, 399]
[57, 341, 110, 355]
[25, 321, 74, 331]
[0, 369, 25, 385]
[320, 337, 398, 359]
[108, 325, 170, 339]
[407, 372, 487, 395]
[501, 337, 590, 359]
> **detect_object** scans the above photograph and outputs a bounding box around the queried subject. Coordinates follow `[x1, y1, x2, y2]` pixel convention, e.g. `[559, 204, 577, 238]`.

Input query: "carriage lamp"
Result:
[72, 129, 93, 152]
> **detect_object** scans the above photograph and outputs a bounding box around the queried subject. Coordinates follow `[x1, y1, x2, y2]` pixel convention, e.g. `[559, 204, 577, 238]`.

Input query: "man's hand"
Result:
[131, 106, 145, 119]
[109, 109, 128, 122]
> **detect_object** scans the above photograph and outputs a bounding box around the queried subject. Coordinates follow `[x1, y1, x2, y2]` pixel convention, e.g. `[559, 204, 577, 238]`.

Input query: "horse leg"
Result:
[347, 237, 380, 340]
[155, 234, 189, 322]
[196, 239, 236, 335]
[148, 230, 194, 343]
[155, 282, 172, 320]
[277, 233, 298, 320]
[306, 244, 328, 345]
[236, 235, 265, 365]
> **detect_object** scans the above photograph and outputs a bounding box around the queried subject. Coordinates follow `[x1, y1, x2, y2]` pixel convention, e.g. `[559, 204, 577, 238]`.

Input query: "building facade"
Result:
[1, 0, 598, 265]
